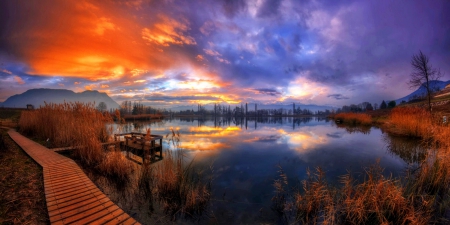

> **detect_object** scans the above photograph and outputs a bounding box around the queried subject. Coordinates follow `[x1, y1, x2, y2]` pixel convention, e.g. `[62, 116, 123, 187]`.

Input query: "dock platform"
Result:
[114, 132, 164, 164]
[7, 129, 140, 225]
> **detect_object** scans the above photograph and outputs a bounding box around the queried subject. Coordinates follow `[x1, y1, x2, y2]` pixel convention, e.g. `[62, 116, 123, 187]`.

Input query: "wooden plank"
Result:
[47, 190, 99, 212]
[54, 195, 108, 216]
[60, 201, 115, 224]
[49, 187, 104, 205]
[46, 182, 98, 198]
[7, 129, 140, 225]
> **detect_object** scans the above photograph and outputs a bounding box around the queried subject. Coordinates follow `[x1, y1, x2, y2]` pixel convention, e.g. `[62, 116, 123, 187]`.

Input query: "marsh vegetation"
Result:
[12, 101, 450, 224]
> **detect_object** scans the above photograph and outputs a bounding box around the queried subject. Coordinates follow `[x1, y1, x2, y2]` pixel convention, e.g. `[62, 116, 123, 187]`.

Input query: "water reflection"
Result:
[101, 117, 425, 224]
[384, 135, 428, 164]
[334, 123, 372, 134]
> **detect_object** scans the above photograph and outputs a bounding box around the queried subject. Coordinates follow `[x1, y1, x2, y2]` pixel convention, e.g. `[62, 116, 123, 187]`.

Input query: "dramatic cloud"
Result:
[1, 0, 449, 109]
[327, 94, 349, 100]
[253, 88, 281, 96]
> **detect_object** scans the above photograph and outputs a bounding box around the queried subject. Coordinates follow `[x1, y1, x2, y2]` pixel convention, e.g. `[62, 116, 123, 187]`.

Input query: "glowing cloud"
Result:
[14, 76, 25, 85]
[95, 17, 116, 35]
[141, 15, 196, 46]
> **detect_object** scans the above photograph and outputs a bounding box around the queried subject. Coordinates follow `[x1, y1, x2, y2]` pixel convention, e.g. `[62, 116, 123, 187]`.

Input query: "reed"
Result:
[18, 102, 111, 166]
[294, 167, 336, 224]
[136, 129, 212, 220]
[333, 113, 372, 126]
[274, 165, 432, 224]
[274, 107, 450, 224]
[154, 131, 211, 219]
[388, 107, 433, 138]
[98, 149, 134, 183]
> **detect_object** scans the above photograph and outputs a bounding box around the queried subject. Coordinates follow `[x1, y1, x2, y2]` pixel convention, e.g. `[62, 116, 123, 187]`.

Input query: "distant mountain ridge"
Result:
[395, 80, 450, 104]
[1, 89, 120, 110]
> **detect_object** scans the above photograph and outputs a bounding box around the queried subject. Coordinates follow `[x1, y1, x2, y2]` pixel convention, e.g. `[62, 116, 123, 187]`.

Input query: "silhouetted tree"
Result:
[380, 100, 387, 109]
[96, 102, 107, 112]
[408, 50, 442, 112]
[387, 101, 396, 108]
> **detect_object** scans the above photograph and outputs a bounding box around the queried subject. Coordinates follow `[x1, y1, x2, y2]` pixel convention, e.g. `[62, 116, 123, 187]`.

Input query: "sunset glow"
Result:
[1, 0, 449, 108]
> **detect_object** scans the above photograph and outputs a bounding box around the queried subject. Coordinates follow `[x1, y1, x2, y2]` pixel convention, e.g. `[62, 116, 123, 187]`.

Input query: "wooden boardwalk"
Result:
[7, 129, 140, 225]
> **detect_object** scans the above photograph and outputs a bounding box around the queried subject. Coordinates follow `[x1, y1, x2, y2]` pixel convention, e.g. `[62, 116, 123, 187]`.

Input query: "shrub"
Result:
[333, 113, 372, 126]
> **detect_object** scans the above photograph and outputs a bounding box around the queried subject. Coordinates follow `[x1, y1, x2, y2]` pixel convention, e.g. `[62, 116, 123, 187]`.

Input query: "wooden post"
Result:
[159, 138, 162, 159]
[151, 140, 155, 162]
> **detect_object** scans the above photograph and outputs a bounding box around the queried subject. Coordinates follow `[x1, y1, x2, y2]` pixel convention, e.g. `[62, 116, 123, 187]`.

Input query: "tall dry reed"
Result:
[19, 102, 111, 165]
[274, 106, 450, 224]
[99, 149, 134, 183]
[333, 112, 372, 126]
[137, 129, 212, 220]
[389, 107, 433, 138]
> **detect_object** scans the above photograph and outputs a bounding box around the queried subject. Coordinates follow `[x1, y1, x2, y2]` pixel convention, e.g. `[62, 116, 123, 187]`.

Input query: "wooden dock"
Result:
[115, 132, 163, 164]
[7, 129, 140, 225]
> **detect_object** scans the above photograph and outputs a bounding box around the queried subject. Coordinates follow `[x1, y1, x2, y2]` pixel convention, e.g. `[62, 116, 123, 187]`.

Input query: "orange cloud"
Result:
[14, 76, 25, 85]
[141, 15, 196, 46]
[196, 55, 205, 61]
[95, 17, 116, 35]
[85, 84, 97, 90]
[3, 1, 184, 81]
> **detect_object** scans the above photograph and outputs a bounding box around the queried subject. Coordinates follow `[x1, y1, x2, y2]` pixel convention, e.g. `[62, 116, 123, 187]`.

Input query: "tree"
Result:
[96, 102, 107, 112]
[408, 50, 442, 112]
[387, 100, 396, 108]
[380, 100, 387, 109]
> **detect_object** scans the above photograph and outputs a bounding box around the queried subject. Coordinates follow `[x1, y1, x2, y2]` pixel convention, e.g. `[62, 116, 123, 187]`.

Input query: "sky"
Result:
[0, 0, 449, 109]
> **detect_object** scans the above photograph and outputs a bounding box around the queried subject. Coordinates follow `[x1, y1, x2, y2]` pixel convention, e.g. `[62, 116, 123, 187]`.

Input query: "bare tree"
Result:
[408, 50, 442, 112]
[97, 102, 107, 112]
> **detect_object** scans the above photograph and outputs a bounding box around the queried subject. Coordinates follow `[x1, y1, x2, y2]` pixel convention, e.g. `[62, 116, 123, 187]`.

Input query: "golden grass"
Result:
[19, 102, 134, 181]
[388, 107, 433, 138]
[99, 150, 134, 183]
[333, 112, 372, 126]
[136, 130, 211, 220]
[274, 107, 450, 224]
[17, 102, 211, 220]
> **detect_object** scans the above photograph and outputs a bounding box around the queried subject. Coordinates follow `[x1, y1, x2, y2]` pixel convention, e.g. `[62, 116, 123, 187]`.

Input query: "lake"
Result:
[92, 117, 425, 224]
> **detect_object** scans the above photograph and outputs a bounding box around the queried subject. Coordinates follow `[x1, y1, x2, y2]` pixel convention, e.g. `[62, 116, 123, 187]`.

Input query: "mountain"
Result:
[1, 89, 120, 110]
[395, 80, 450, 104]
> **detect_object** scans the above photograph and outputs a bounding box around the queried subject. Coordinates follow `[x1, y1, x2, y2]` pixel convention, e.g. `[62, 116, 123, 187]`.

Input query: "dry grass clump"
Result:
[18, 102, 111, 165]
[389, 107, 433, 138]
[137, 130, 211, 220]
[339, 164, 429, 225]
[273, 165, 432, 224]
[273, 107, 450, 224]
[294, 167, 336, 224]
[333, 113, 372, 126]
[99, 150, 134, 183]
[18, 102, 135, 183]
[154, 151, 211, 219]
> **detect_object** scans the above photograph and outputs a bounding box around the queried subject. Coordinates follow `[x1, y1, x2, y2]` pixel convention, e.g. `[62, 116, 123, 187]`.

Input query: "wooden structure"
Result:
[7, 129, 140, 225]
[50, 141, 123, 152]
[26, 104, 35, 110]
[114, 132, 163, 164]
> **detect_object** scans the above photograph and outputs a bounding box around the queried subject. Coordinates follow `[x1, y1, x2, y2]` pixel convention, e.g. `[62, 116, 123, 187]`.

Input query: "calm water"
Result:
[97, 117, 424, 224]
